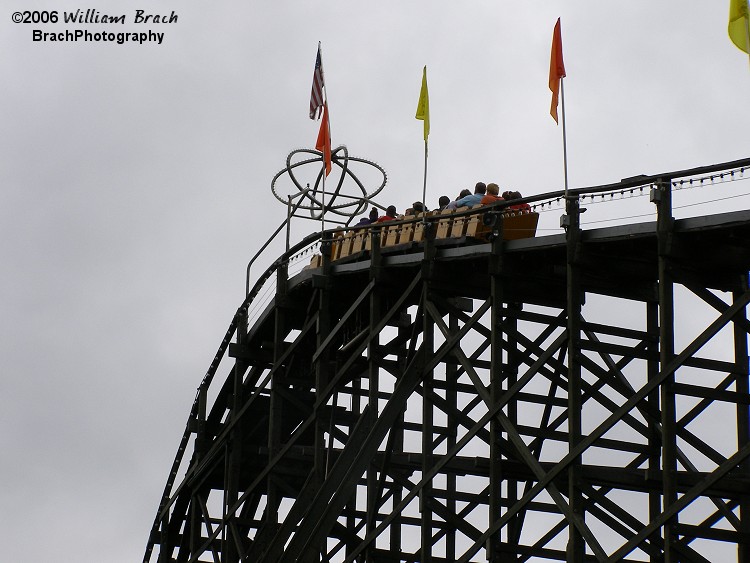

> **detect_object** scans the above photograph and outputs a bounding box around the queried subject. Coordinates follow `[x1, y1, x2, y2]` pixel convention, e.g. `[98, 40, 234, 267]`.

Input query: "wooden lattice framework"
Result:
[145, 159, 750, 562]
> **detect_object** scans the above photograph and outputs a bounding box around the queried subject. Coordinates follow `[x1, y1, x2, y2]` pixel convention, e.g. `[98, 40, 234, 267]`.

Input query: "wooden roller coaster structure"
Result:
[145, 157, 750, 563]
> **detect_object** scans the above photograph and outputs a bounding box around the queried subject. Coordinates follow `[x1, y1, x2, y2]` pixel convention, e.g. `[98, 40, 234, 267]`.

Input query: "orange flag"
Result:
[315, 102, 332, 176]
[549, 18, 566, 124]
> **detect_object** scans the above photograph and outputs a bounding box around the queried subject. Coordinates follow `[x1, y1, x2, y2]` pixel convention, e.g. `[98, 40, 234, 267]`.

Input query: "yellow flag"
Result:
[415, 66, 430, 141]
[729, 0, 750, 53]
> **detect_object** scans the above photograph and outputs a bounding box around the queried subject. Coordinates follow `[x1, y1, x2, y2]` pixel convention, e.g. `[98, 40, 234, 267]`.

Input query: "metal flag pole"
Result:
[416, 65, 430, 218]
[320, 136, 327, 233]
[421, 139, 428, 219]
[320, 42, 328, 233]
[561, 76, 570, 198]
[320, 170, 326, 233]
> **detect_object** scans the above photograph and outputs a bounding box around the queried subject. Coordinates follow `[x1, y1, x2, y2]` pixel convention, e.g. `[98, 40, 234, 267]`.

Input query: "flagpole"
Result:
[560, 77, 570, 198]
[416, 65, 430, 216]
[421, 140, 428, 217]
[549, 18, 568, 199]
[320, 42, 327, 232]
[324, 101, 332, 232]
[320, 117, 327, 233]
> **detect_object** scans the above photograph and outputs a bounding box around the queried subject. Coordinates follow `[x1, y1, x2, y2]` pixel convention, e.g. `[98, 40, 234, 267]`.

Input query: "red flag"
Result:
[315, 102, 331, 176]
[549, 18, 566, 124]
[310, 43, 325, 120]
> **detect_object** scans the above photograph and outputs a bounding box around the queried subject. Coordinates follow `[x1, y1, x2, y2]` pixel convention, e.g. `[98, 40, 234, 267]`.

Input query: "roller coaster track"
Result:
[145, 157, 750, 562]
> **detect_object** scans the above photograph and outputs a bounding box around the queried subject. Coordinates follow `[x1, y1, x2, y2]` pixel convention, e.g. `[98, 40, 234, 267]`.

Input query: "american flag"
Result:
[309, 44, 325, 120]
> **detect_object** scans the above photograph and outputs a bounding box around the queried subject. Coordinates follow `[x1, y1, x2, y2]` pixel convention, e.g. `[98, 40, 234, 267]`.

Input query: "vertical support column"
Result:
[564, 196, 584, 563]
[488, 219, 505, 561]
[653, 179, 677, 562]
[420, 222, 436, 563]
[189, 386, 209, 557]
[188, 495, 203, 559]
[311, 236, 334, 563]
[445, 306, 459, 562]
[506, 302, 521, 552]
[389, 319, 407, 558]
[366, 226, 382, 563]
[735, 275, 750, 563]
[646, 300, 662, 562]
[421, 308, 434, 563]
[224, 307, 249, 563]
[266, 259, 290, 538]
[344, 230, 375, 562]
[346, 370, 362, 561]
[157, 516, 170, 563]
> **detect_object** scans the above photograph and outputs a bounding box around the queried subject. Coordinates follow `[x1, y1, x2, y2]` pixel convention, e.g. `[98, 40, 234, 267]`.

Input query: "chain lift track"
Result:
[145, 157, 750, 563]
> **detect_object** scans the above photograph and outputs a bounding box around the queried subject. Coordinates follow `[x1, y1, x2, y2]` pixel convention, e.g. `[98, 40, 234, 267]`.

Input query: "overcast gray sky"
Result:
[1, 2, 749, 561]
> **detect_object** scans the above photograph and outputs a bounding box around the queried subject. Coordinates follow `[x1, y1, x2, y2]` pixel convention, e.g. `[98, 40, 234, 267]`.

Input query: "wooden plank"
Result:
[465, 208, 485, 239]
[398, 219, 415, 245]
[435, 209, 455, 239]
[309, 254, 322, 269]
[351, 228, 368, 253]
[413, 212, 431, 243]
[336, 231, 355, 259]
[330, 229, 345, 260]
[384, 222, 401, 247]
[449, 210, 467, 238]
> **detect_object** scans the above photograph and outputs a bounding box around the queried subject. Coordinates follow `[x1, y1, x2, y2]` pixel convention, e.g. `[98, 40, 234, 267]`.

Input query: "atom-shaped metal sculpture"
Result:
[271, 145, 387, 222]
